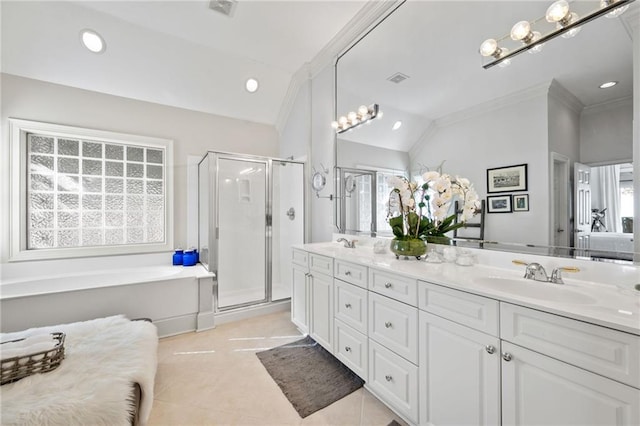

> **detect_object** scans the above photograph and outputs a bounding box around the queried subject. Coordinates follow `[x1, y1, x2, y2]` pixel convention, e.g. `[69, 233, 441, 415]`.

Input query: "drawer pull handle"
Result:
[345, 271, 352, 276]
[345, 346, 351, 352]
[345, 303, 352, 309]
[384, 321, 392, 328]
[502, 352, 513, 362]
[384, 282, 393, 289]
[385, 375, 393, 382]
[485, 345, 495, 354]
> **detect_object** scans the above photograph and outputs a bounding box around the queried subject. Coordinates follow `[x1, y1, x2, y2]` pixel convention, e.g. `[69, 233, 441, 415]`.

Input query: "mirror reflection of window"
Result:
[590, 162, 633, 233]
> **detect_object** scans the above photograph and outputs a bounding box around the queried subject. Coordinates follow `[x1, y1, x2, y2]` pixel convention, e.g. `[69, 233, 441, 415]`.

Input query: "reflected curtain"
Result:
[591, 165, 621, 232]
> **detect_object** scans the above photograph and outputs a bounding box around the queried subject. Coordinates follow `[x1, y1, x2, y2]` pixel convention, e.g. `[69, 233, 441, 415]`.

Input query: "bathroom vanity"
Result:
[291, 241, 640, 426]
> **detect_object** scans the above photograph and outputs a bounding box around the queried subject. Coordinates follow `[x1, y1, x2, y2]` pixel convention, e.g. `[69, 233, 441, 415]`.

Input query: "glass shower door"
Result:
[217, 157, 267, 309]
[271, 160, 304, 301]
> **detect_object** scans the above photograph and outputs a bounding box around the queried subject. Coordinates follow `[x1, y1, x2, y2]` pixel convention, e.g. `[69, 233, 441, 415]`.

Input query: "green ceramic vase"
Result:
[425, 235, 452, 246]
[390, 238, 427, 260]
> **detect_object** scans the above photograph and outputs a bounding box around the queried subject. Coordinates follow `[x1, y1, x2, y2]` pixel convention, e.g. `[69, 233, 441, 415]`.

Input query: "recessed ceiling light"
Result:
[392, 121, 402, 130]
[599, 81, 618, 89]
[80, 29, 106, 54]
[245, 78, 259, 93]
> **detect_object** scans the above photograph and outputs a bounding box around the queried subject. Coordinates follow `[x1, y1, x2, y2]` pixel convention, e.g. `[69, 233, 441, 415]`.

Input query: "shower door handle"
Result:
[286, 207, 295, 220]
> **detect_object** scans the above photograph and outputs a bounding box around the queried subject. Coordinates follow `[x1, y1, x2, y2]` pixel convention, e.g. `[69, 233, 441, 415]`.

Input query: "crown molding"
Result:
[275, 0, 401, 135]
[548, 78, 585, 114]
[622, 4, 640, 33]
[581, 94, 633, 115]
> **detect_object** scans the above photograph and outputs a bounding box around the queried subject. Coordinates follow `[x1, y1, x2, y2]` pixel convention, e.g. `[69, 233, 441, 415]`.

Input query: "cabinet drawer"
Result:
[369, 292, 418, 364]
[369, 268, 417, 306]
[335, 260, 367, 288]
[368, 339, 419, 424]
[334, 320, 368, 381]
[334, 279, 368, 334]
[309, 253, 334, 276]
[418, 281, 499, 336]
[501, 303, 640, 388]
[292, 248, 308, 267]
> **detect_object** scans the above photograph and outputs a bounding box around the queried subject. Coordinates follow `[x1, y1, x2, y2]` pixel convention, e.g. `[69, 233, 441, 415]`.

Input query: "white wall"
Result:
[411, 91, 550, 245]
[548, 82, 581, 164]
[309, 65, 337, 243]
[0, 73, 279, 263]
[580, 97, 633, 165]
[337, 140, 409, 172]
[279, 79, 311, 161]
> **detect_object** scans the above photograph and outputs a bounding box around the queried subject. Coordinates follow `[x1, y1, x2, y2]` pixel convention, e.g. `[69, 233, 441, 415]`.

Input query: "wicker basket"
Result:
[1, 332, 66, 385]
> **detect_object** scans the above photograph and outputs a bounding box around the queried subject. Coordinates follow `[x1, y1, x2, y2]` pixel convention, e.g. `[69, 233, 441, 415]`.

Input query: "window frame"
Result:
[9, 118, 174, 261]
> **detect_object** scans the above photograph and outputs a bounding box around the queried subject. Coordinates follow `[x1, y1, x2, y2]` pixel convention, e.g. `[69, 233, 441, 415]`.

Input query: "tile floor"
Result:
[149, 310, 408, 426]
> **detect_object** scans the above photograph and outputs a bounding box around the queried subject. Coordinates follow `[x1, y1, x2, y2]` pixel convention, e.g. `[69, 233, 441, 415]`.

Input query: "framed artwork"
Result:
[487, 195, 512, 213]
[513, 194, 529, 212]
[487, 163, 528, 193]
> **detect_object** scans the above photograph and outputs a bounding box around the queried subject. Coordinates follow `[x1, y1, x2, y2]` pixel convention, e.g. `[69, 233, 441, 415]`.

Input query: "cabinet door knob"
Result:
[385, 375, 393, 382]
[345, 271, 351, 276]
[345, 303, 352, 309]
[485, 345, 495, 354]
[384, 282, 393, 288]
[345, 346, 351, 352]
[384, 321, 392, 328]
[502, 352, 513, 362]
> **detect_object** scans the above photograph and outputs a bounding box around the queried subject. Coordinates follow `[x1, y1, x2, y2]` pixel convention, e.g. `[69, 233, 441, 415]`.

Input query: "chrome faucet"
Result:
[337, 238, 357, 248]
[513, 260, 580, 284]
[523, 262, 549, 282]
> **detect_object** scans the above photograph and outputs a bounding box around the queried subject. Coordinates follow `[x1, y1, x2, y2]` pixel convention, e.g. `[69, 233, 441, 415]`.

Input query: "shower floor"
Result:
[219, 283, 290, 309]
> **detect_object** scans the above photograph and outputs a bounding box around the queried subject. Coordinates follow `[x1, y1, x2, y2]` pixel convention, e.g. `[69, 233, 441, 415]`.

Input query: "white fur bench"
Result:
[0, 315, 158, 425]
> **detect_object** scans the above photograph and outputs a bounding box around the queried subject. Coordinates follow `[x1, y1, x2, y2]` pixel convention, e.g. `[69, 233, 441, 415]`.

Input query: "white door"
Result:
[291, 263, 308, 334]
[309, 272, 333, 351]
[501, 342, 640, 426]
[574, 162, 592, 254]
[419, 311, 501, 426]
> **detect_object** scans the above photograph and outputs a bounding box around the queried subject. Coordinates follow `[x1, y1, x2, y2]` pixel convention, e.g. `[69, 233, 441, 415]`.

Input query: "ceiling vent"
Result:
[387, 72, 410, 84]
[209, 0, 237, 17]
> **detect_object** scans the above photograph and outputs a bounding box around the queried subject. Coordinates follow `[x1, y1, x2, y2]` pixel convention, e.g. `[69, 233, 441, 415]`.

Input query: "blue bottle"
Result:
[183, 250, 197, 267]
[172, 249, 184, 266]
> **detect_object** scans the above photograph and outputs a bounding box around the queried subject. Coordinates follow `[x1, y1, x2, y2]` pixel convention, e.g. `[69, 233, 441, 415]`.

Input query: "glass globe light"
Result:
[338, 116, 348, 125]
[546, 0, 570, 22]
[331, 121, 339, 130]
[347, 111, 357, 122]
[358, 105, 368, 116]
[510, 21, 531, 41]
[479, 38, 498, 57]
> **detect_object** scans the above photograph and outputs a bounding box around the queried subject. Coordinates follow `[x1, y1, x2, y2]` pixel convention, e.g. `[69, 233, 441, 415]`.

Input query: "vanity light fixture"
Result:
[331, 104, 380, 134]
[80, 29, 106, 54]
[245, 78, 259, 93]
[599, 80, 618, 88]
[480, 0, 635, 69]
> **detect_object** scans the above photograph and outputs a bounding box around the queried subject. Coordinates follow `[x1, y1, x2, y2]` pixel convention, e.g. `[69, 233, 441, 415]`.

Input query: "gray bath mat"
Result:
[256, 335, 364, 418]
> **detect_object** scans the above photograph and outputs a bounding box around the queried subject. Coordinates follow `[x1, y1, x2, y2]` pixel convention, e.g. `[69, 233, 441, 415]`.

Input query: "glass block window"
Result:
[26, 133, 166, 250]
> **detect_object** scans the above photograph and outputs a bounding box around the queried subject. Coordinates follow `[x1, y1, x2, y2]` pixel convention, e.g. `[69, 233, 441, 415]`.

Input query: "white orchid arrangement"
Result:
[387, 171, 480, 240]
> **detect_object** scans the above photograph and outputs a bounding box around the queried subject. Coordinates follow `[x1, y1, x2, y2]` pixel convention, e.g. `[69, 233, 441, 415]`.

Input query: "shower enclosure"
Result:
[198, 152, 305, 311]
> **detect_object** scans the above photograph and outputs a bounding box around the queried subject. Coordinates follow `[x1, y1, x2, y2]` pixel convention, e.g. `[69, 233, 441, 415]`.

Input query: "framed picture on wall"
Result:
[486, 163, 528, 193]
[513, 194, 529, 212]
[487, 195, 512, 213]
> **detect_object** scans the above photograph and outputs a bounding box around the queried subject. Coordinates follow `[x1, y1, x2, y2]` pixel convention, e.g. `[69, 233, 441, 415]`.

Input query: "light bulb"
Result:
[546, 0, 570, 22]
[347, 111, 357, 122]
[331, 121, 339, 130]
[358, 105, 368, 115]
[80, 29, 106, 53]
[479, 38, 498, 57]
[601, 0, 629, 18]
[338, 116, 348, 125]
[510, 21, 531, 41]
[245, 78, 259, 93]
[527, 32, 544, 54]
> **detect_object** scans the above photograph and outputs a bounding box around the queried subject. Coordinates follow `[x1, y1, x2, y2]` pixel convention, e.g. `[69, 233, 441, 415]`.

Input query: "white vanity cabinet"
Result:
[308, 253, 334, 351]
[418, 282, 501, 426]
[291, 249, 309, 333]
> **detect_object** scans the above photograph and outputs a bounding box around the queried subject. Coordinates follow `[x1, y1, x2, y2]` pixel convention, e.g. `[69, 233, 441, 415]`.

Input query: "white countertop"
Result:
[295, 241, 640, 336]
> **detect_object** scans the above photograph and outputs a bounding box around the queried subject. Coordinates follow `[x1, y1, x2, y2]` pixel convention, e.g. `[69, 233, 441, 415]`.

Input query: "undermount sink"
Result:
[473, 276, 598, 305]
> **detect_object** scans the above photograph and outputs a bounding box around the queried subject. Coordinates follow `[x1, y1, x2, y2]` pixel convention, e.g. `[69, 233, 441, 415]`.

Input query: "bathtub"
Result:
[0, 262, 216, 337]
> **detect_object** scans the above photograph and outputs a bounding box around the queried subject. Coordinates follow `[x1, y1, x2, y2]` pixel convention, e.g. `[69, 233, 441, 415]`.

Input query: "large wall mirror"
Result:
[335, 0, 638, 263]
